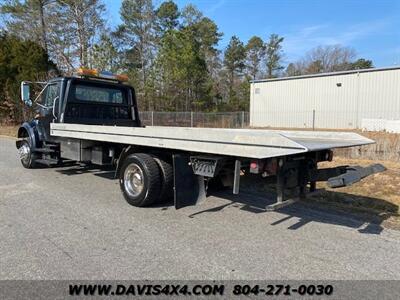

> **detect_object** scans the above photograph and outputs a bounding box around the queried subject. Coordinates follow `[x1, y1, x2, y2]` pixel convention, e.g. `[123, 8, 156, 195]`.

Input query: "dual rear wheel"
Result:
[119, 153, 173, 207]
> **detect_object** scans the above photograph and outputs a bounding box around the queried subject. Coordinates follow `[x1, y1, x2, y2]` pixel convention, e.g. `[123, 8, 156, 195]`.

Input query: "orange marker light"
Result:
[76, 68, 129, 82]
[115, 74, 129, 82]
[77, 68, 99, 77]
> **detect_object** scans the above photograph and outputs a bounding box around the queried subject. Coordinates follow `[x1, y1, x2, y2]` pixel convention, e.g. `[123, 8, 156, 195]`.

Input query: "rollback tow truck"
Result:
[16, 68, 385, 210]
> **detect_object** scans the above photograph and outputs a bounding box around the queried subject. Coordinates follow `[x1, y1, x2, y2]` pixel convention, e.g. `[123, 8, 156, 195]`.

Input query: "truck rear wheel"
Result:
[152, 156, 173, 202]
[119, 153, 161, 207]
[18, 140, 38, 169]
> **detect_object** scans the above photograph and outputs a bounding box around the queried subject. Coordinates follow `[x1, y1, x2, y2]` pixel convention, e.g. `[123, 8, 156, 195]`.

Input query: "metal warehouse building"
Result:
[250, 66, 400, 129]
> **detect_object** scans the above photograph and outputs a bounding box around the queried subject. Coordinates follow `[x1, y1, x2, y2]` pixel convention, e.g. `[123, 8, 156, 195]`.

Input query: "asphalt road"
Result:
[1, 136, 400, 280]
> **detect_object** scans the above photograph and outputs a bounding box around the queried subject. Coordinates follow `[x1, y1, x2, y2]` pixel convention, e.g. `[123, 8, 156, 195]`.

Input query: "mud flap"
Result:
[173, 154, 206, 209]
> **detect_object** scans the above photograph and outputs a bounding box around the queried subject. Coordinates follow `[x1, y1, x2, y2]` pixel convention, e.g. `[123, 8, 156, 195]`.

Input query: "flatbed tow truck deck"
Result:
[51, 124, 374, 159]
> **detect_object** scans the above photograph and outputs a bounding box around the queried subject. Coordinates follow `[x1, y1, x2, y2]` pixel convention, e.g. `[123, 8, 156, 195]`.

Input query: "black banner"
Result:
[0, 280, 399, 299]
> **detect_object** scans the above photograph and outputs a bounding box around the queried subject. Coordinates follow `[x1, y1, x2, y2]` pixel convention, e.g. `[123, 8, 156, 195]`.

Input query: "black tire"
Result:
[152, 156, 174, 202]
[19, 140, 38, 169]
[119, 153, 161, 207]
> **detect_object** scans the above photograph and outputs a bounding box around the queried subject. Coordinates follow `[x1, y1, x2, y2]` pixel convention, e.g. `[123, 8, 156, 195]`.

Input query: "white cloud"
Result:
[282, 17, 396, 62]
[206, 0, 227, 15]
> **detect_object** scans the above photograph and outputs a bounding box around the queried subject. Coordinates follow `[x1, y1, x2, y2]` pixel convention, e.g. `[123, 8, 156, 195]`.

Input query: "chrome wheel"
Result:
[19, 142, 31, 163]
[124, 163, 144, 197]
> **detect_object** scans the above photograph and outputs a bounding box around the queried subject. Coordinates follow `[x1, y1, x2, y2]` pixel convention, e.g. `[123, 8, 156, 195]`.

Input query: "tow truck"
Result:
[16, 68, 385, 209]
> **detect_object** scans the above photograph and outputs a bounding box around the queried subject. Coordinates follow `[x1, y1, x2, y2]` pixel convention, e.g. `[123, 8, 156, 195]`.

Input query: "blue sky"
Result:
[104, 0, 400, 67]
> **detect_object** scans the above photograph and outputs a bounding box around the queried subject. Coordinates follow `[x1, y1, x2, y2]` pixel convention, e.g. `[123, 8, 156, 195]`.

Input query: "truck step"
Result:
[43, 142, 59, 149]
[34, 148, 56, 154]
[35, 158, 59, 166]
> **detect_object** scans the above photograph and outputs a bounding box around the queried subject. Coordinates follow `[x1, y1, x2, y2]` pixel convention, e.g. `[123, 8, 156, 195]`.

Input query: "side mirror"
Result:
[21, 81, 32, 106]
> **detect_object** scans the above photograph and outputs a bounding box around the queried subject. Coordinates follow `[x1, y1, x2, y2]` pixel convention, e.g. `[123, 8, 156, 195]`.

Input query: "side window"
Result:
[42, 84, 59, 107]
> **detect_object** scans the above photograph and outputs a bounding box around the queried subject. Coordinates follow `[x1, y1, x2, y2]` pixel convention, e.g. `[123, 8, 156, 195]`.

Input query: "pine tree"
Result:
[55, 0, 105, 69]
[224, 36, 246, 102]
[245, 36, 265, 80]
[90, 33, 121, 73]
[1, 0, 51, 52]
[265, 34, 284, 78]
[0, 33, 55, 123]
[156, 0, 179, 33]
[119, 0, 156, 109]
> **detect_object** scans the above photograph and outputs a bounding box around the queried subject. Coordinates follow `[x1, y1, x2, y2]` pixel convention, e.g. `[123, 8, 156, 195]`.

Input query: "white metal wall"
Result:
[250, 68, 400, 129]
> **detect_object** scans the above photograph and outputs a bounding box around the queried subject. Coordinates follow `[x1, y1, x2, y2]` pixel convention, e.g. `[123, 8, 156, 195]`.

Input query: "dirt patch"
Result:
[0, 125, 18, 138]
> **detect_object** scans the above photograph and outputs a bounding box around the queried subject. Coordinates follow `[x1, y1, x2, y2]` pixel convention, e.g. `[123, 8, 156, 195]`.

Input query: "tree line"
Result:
[0, 0, 373, 123]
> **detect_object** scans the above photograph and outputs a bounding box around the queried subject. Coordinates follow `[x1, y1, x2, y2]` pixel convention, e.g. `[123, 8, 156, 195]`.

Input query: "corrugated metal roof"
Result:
[251, 66, 400, 83]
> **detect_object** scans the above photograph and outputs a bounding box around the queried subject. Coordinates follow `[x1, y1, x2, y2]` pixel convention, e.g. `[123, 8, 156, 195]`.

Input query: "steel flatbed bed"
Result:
[50, 123, 374, 159]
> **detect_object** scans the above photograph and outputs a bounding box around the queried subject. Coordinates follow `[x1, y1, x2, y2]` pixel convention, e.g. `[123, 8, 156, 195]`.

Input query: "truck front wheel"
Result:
[119, 153, 161, 207]
[18, 140, 38, 169]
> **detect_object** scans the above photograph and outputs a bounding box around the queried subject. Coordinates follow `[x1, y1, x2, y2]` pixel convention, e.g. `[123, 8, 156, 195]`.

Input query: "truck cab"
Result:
[16, 69, 140, 168]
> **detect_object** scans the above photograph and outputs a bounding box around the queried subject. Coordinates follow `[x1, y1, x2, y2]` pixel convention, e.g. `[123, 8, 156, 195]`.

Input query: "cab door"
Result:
[36, 82, 60, 141]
